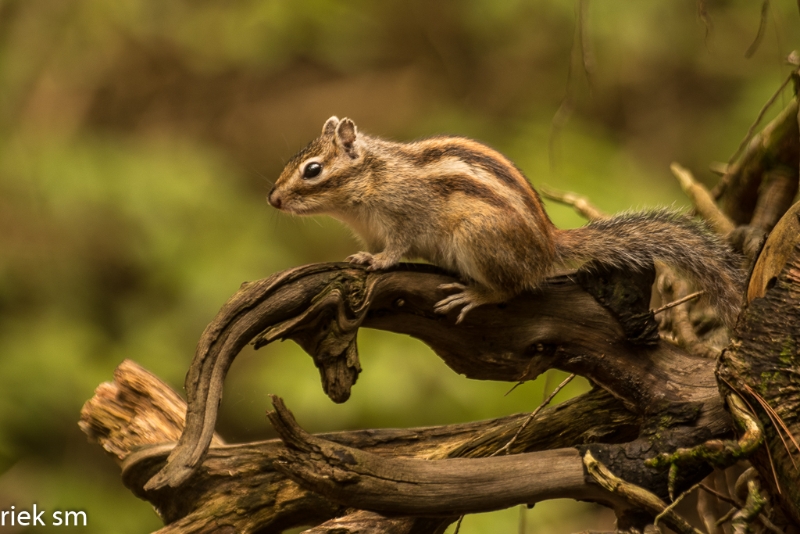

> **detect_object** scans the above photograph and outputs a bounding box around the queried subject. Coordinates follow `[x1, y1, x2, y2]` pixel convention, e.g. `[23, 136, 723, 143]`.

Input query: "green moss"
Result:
[779, 335, 797, 365]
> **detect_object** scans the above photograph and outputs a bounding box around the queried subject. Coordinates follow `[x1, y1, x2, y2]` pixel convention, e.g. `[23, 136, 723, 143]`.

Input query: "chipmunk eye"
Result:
[302, 162, 322, 179]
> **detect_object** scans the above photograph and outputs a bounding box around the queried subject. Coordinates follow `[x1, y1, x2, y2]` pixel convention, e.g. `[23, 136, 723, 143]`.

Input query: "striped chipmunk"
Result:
[268, 117, 744, 326]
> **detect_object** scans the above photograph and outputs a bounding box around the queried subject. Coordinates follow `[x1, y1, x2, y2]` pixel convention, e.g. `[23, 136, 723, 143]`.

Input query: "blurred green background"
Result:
[0, 0, 797, 532]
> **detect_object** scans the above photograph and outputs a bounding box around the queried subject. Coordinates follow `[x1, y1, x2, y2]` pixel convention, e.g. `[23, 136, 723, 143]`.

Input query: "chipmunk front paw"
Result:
[346, 251, 399, 271]
[346, 251, 375, 266]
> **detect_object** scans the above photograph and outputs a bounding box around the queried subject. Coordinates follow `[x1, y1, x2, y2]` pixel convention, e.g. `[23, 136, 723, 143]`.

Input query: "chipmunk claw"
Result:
[347, 251, 374, 265]
[346, 251, 399, 271]
[434, 283, 478, 324]
[435, 283, 509, 323]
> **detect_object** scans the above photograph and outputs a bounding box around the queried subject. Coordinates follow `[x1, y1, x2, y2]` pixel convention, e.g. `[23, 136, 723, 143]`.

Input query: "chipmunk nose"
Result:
[268, 188, 282, 209]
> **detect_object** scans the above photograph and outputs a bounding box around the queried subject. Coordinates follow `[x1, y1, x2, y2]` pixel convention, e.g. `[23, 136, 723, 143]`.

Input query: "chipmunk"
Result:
[269, 116, 743, 326]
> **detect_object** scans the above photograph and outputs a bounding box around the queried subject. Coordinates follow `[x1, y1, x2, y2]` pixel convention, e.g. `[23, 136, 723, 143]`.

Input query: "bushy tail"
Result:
[554, 209, 745, 328]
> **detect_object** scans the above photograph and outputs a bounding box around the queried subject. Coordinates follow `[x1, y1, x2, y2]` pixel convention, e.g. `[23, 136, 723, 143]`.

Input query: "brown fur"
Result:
[269, 117, 743, 326]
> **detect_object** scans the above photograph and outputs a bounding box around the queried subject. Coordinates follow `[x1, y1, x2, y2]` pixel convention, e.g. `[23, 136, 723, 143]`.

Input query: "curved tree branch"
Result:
[267, 395, 611, 516]
[142, 258, 732, 495]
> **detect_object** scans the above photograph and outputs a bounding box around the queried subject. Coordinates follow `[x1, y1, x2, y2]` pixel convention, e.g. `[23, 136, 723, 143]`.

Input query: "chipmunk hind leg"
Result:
[433, 221, 538, 323]
[434, 282, 512, 324]
[433, 227, 513, 324]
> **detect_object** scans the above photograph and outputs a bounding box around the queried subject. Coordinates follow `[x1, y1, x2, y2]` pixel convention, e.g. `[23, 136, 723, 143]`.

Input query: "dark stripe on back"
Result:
[428, 174, 506, 209]
[406, 138, 547, 217]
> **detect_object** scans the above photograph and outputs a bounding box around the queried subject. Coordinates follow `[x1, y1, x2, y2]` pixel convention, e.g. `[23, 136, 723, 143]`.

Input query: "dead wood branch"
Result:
[539, 185, 607, 221]
[267, 395, 610, 516]
[670, 162, 735, 235]
[80, 359, 637, 532]
[715, 98, 799, 227]
[139, 260, 732, 499]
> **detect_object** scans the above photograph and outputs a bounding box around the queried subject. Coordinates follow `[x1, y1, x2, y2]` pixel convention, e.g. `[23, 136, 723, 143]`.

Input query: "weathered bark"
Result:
[718, 201, 800, 527]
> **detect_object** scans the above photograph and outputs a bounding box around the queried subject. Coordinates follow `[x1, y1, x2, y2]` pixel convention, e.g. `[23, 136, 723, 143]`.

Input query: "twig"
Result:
[700, 483, 740, 507]
[492, 373, 576, 456]
[741, 382, 800, 468]
[697, 477, 724, 534]
[505, 381, 524, 396]
[697, 0, 713, 40]
[745, 0, 770, 59]
[539, 185, 606, 221]
[550, 86, 577, 170]
[727, 71, 793, 166]
[670, 162, 735, 235]
[731, 479, 767, 532]
[758, 513, 784, 534]
[579, 0, 595, 94]
[734, 467, 758, 502]
[583, 451, 703, 534]
[550, 0, 595, 169]
[506, 347, 551, 395]
[718, 470, 736, 534]
[716, 507, 738, 526]
[763, 438, 781, 496]
[709, 162, 728, 176]
[654, 482, 701, 529]
[719, 378, 782, 496]
[657, 270, 718, 359]
[653, 291, 704, 316]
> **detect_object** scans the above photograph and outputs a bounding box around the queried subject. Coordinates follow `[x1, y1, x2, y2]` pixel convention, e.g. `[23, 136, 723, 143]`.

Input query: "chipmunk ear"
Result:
[322, 116, 340, 136]
[336, 118, 358, 155]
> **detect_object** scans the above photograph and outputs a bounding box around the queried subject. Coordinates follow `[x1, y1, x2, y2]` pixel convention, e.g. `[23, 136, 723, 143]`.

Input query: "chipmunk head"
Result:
[268, 116, 364, 215]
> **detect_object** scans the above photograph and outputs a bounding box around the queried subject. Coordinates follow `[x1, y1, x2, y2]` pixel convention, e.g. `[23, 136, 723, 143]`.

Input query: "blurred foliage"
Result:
[0, 0, 797, 532]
